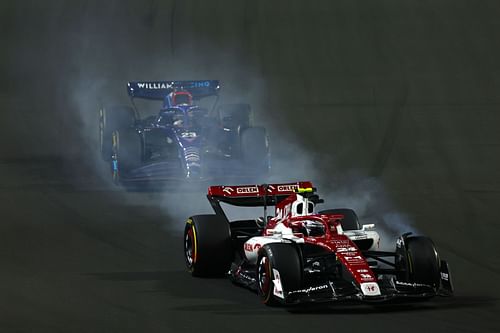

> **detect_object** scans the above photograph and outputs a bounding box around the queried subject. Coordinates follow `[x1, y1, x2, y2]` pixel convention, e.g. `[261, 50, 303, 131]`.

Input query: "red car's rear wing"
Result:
[207, 181, 313, 207]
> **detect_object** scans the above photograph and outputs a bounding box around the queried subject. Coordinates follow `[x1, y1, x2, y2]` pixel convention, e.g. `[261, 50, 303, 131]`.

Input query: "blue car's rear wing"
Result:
[127, 80, 220, 100]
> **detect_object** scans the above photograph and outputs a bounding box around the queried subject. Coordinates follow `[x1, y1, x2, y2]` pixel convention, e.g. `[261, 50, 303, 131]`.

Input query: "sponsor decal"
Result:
[272, 269, 284, 299]
[191, 81, 210, 88]
[360, 282, 381, 296]
[360, 273, 373, 281]
[344, 255, 364, 261]
[357, 269, 369, 273]
[137, 82, 173, 89]
[244, 243, 262, 252]
[277, 184, 299, 192]
[441, 272, 449, 281]
[237, 271, 256, 283]
[236, 186, 259, 194]
[336, 246, 358, 253]
[341, 251, 360, 257]
[333, 240, 352, 246]
[275, 203, 291, 222]
[267, 185, 275, 193]
[395, 281, 432, 288]
[222, 187, 234, 195]
[288, 284, 330, 295]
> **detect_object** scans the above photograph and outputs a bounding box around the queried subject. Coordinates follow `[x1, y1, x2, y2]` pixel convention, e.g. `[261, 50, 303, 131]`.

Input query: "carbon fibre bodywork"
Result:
[104, 80, 270, 185]
[185, 182, 453, 305]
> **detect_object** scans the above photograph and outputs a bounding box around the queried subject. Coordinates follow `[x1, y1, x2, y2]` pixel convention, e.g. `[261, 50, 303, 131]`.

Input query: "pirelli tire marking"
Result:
[257, 256, 272, 303]
[185, 219, 197, 270]
[111, 131, 119, 181]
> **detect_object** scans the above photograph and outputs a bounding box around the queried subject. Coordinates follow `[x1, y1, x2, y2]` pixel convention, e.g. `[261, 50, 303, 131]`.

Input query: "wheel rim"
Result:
[257, 256, 271, 297]
[184, 226, 196, 268]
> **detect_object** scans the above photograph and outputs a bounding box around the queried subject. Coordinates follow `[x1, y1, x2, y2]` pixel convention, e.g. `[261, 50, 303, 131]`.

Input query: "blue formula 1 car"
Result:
[99, 80, 270, 186]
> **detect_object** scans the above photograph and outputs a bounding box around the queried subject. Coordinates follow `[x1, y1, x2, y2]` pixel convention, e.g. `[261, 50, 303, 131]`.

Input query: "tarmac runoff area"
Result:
[0, 1, 499, 332]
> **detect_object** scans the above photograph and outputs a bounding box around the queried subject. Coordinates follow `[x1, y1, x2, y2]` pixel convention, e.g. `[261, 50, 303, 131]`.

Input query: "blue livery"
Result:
[127, 80, 220, 100]
[99, 80, 270, 187]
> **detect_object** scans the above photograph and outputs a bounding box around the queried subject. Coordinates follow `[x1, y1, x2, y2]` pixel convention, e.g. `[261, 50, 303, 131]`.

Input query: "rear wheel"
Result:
[240, 126, 270, 172]
[396, 236, 441, 290]
[218, 103, 251, 129]
[184, 215, 232, 277]
[99, 106, 136, 161]
[257, 243, 302, 306]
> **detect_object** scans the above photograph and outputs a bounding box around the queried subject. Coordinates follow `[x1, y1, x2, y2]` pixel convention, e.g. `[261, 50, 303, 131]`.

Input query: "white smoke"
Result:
[62, 1, 419, 248]
[261, 125, 420, 250]
[66, 55, 419, 249]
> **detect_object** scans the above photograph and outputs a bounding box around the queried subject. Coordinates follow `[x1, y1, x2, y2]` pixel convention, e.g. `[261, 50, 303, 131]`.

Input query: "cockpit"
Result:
[158, 107, 208, 129]
[290, 219, 326, 237]
[158, 108, 182, 126]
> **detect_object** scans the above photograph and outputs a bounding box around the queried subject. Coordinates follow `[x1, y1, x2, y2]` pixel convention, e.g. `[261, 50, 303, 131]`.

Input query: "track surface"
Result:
[2, 1, 500, 332]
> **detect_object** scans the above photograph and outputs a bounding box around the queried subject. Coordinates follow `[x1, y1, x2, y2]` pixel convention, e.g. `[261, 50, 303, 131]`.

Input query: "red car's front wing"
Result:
[283, 279, 439, 304]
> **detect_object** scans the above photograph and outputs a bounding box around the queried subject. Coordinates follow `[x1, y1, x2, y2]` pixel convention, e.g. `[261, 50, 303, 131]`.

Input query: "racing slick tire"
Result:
[111, 129, 143, 184]
[183, 215, 232, 277]
[257, 243, 302, 306]
[318, 208, 361, 231]
[99, 105, 136, 161]
[218, 103, 251, 129]
[240, 126, 270, 172]
[396, 236, 441, 291]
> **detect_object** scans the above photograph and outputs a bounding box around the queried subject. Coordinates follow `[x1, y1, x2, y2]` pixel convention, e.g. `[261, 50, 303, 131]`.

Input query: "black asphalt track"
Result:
[1, 1, 500, 332]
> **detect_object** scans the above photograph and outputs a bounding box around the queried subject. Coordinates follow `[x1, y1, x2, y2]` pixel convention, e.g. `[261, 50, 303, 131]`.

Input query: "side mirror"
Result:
[362, 224, 375, 231]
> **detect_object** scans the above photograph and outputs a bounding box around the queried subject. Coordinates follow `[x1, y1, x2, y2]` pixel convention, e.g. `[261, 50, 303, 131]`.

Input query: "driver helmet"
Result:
[172, 91, 193, 106]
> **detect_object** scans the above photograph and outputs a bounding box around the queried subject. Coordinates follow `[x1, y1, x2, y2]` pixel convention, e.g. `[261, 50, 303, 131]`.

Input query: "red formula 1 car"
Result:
[183, 182, 453, 305]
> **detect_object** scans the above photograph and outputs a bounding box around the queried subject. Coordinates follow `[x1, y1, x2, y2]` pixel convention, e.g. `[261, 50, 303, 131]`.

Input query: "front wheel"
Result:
[257, 243, 302, 306]
[99, 106, 136, 161]
[111, 129, 143, 184]
[396, 236, 441, 290]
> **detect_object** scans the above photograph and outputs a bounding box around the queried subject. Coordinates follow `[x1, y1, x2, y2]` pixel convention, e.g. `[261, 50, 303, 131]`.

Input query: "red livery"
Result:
[208, 181, 313, 197]
[183, 182, 453, 305]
